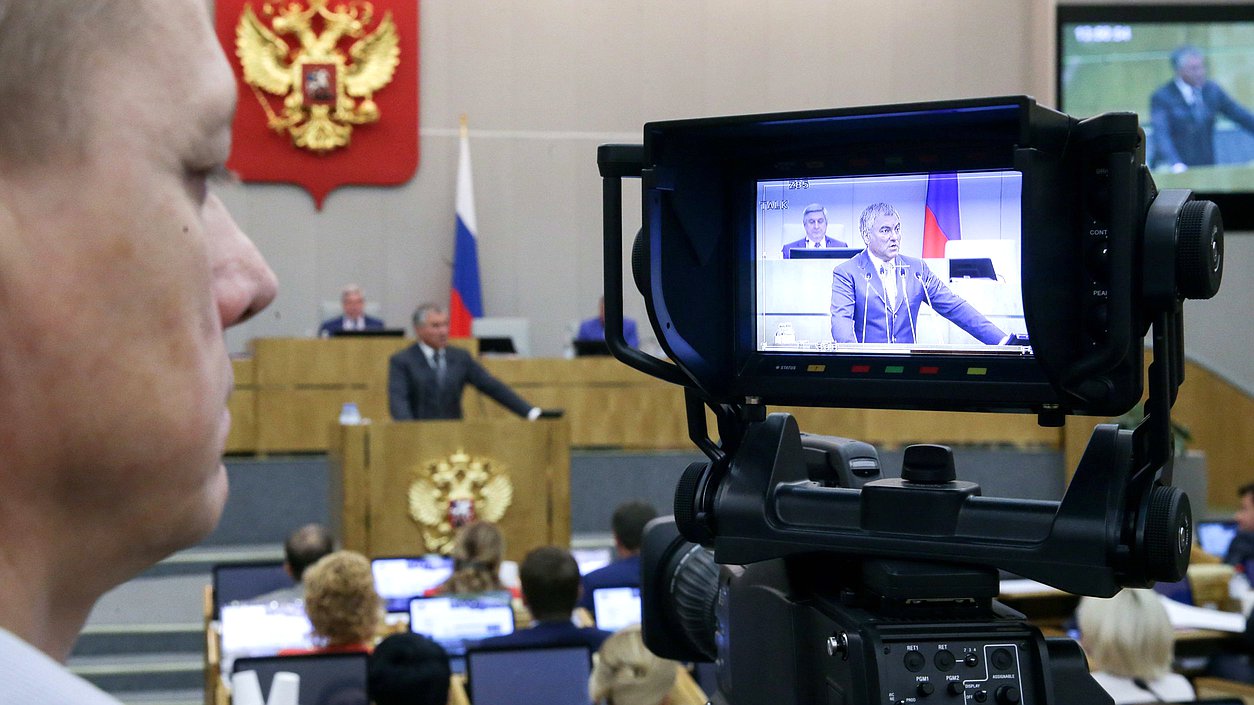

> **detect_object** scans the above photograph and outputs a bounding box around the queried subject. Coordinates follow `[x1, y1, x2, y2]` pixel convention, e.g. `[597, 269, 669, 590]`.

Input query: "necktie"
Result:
[880, 265, 898, 309]
[435, 349, 447, 390]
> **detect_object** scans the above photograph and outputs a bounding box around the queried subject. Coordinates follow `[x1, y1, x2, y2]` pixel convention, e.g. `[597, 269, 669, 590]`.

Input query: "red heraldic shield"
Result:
[214, 0, 419, 209]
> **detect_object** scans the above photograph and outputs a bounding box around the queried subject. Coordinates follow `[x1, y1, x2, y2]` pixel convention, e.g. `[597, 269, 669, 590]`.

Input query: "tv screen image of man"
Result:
[830, 203, 1006, 345]
[1150, 45, 1254, 173]
[387, 303, 541, 421]
[781, 203, 848, 258]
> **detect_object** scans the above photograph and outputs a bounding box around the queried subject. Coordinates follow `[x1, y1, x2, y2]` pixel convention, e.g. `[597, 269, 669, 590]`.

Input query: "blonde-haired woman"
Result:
[281, 550, 381, 654]
[1076, 589, 1194, 704]
[590, 624, 678, 705]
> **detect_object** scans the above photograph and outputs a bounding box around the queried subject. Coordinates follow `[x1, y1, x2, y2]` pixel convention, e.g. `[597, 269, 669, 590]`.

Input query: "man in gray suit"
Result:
[388, 303, 541, 421]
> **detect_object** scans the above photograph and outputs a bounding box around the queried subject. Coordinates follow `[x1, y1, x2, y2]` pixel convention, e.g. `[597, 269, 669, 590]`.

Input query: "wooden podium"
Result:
[328, 418, 571, 563]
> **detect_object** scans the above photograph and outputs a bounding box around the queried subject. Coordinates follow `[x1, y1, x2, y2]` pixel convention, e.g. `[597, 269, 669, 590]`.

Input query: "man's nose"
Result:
[207, 194, 278, 329]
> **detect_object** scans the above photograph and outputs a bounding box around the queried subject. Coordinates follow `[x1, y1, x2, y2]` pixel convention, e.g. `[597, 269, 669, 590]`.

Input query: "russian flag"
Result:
[449, 117, 483, 337]
[922, 172, 961, 259]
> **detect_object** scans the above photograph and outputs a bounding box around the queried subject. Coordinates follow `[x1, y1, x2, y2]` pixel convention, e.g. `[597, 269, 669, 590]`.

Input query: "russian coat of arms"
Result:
[408, 451, 514, 555]
[235, 0, 400, 153]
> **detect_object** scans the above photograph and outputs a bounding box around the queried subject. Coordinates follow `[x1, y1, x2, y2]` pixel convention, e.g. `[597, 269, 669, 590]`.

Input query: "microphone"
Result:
[861, 272, 872, 343]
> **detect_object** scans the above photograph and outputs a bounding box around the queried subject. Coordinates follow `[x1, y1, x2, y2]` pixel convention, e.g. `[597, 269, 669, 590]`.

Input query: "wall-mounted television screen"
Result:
[1057, 4, 1254, 230]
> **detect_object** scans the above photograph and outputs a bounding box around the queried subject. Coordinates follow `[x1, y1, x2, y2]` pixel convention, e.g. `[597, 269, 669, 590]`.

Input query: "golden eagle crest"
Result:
[408, 450, 513, 555]
[235, 0, 400, 153]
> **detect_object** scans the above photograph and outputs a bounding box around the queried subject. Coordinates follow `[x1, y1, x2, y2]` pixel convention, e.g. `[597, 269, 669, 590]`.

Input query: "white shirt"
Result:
[0, 627, 122, 704]
[1091, 671, 1195, 705]
[868, 252, 900, 308]
[1174, 77, 1198, 106]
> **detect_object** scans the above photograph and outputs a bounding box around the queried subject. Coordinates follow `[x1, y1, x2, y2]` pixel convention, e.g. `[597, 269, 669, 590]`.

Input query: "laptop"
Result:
[219, 602, 314, 673]
[572, 339, 611, 357]
[787, 247, 862, 260]
[949, 257, 997, 280]
[1198, 520, 1239, 558]
[591, 586, 642, 632]
[571, 547, 613, 576]
[408, 591, 515, 670]
[465, 644, 593, 705]
[232, 652, 369, 705]
[329, 328, 405, 338]
[371, 555, 455, 613]
[212, 561, 294, 617]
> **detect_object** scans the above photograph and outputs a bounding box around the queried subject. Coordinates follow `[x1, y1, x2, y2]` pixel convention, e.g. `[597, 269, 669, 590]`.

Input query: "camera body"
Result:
[597, 96, 1224, 705]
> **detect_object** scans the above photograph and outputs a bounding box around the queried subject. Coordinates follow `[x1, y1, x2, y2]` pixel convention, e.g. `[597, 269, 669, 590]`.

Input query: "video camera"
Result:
[597, 97, 1224, 705]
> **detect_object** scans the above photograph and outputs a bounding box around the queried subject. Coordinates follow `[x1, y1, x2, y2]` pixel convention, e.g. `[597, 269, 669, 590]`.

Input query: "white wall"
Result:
[218, 0, 1252, 395]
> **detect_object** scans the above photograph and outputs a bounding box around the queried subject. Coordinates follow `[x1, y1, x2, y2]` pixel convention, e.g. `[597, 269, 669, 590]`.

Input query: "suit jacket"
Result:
[474, 620, 611, 652]
[575, 317, 639, 348]
[575, 555, 640, 612]
[387, 344, 533, 420]
[1150, 79, 1254, 167]
[319, 314, 386, 337]
[830, 250, 1004, 345]
[781, 235, 849, 259]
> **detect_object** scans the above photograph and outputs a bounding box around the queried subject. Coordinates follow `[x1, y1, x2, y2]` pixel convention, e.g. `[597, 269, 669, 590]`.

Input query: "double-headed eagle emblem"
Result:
[408, 451, 514, 555]
[235, 0, 400, 153]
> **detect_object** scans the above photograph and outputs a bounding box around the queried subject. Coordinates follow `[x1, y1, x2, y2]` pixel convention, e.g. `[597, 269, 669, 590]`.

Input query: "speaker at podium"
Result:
[328, 419, 571, 563]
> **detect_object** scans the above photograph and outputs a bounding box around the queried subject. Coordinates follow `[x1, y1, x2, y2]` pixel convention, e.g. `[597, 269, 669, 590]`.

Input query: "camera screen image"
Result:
[754, 169, 1029, 356]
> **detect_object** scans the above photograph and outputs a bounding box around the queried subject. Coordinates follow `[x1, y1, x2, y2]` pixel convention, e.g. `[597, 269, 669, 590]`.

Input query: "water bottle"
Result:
[338, 402, 362, 425]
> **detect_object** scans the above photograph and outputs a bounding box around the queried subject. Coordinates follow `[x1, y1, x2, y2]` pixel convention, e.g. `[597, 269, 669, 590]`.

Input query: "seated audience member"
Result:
[1226, 482, 1254, 575]
[431, 521, 517, 597]
[576, 297, 640, 348]
[1076, 589, 1195, 704]
[578, 501, 657, 612]
[589, 624, 679, 705]
[477, 546, 611, 650]
[250, 522, 335, 604]
[319, 284, 385, 337]
[281, 550, 381, 655]
[369, 632, 453, 705]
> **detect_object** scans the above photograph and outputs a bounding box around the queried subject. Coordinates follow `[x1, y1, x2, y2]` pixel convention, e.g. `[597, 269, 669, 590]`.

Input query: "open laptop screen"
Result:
[219, 602, 314, 673]
[408, 591, 515, 656]
[591, 586, 642, 632]
[1198, 520, 1240, 559]
[231, 653, 369, 705]
[371, 555, 455, 613]
[466, 645, 593, 705]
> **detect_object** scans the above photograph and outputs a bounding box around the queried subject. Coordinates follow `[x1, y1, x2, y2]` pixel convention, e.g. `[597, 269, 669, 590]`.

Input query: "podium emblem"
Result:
[408, 450, 513, 554]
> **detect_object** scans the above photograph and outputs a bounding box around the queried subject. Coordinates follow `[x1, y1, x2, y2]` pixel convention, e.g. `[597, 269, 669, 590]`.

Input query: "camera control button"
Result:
[991, 647, 1014, 670]
[995, 685, 1021, 704]
[948, 682, 966, 697]
[934, 649, 955, 671]
[964, 653, 979, 667]
[974, 690, 988, 703]
[904, 651, 926, 672]
[917, 682, 935, 698]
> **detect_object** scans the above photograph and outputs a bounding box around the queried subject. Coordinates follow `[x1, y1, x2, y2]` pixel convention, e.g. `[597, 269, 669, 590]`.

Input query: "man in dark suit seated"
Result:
[1150, 45, 1254, 173]
[576, 501, 657, 612]
[477, 546, 611, 651]
[319, 284, 386, 337]
[388, 303, 541, 421]
[830, 202, 1007, 346]
[781, 203, 848, 258]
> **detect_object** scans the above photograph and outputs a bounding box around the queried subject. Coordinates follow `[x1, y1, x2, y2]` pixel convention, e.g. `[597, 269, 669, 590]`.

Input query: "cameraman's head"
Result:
[519, 545, 581, 621]
[612, 501, 659, 559]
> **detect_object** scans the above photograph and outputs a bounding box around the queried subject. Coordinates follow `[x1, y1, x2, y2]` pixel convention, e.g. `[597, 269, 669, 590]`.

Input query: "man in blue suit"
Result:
[781, 203, 848, 258]
[388, 303, 541, 421]
[1150, 45, 1254, 172]
[319, 284, 386, 336]
[476, 546, 611, 651]
[830, 203, 1006, 345]
[576, 501, 657, 613]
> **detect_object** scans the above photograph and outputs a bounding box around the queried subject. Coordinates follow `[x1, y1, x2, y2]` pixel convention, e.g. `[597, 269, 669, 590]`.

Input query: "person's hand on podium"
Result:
[527, 408, 565, 420]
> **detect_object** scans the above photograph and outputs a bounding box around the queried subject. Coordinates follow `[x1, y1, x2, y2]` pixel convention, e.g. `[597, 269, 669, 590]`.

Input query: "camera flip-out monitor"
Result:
[602, 96, 1222, 419]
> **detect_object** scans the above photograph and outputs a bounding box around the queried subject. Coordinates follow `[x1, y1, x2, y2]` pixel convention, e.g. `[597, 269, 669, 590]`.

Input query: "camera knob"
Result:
[1142, 485, 1192, 583]
[901, 444, 956, 484]
[1176, 199, 1223, 300]
[674, 461, 716, 546]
